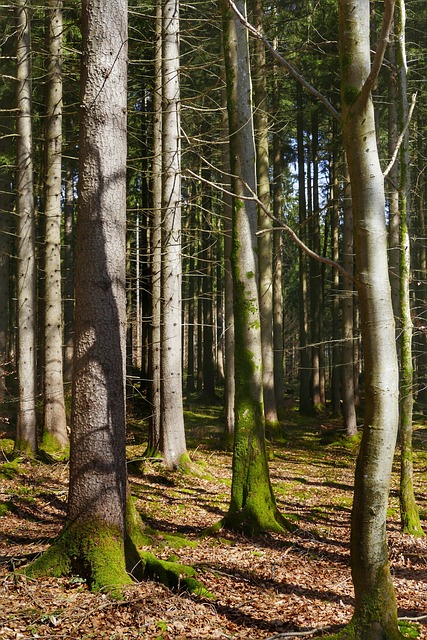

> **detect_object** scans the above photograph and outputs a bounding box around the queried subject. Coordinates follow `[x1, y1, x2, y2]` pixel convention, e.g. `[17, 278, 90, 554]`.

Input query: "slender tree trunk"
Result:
[341, 170, 357, 437]
[251, 0, 278, 427]
[161, 0, 188, 469]
[42, 0, 68, 453]
[219, 0, 288, 535]
[15, 0, 37, 456]
[201, 170, 216, 401]
[331, 141, 341, 417]
[296, 84, 311, 414]
[339, 1, 402, 636]
[221, 86, 235, 440]
[63, 154, 74, 383]
[394, 0, 424, 536]
[148, 0, 162, 454]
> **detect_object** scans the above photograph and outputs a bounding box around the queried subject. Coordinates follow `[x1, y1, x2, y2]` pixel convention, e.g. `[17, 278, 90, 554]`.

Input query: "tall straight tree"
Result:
[161, 0, 189, 469]
[394, 0, 424, 536]
[339, 0, 402, 636]
[219, 0, 288, 534]
[15, 0, 37, 456]
[251, 0, 278, 427]
[42, 0, 68, 454]
[29, 0, 144, 591]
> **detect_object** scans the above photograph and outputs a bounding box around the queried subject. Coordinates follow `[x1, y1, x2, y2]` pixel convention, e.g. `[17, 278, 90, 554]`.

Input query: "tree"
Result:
[219, 0, 288, 535]
[29, 0, 140, 591]
[41, 0, 68, 454]
[251, 0, 278, 427]
[339, 0, 403, 636]
[160, 0, 189, 469]
[15, 0, 37, 456]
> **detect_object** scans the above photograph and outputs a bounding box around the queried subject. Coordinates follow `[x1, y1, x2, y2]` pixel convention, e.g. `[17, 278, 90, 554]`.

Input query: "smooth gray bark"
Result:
[339, 0, 402, 636]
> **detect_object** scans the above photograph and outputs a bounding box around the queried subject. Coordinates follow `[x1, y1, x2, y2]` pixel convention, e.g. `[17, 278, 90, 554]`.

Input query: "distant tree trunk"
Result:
[251, 0, 278, 428]
[221, 86, 235, 440]
[148, 0, 162, 454]
[185, 190, 196, 394]
[201, 170, 216, 402]
[341, 169, 357, 437]
[272, 57, 284, 413]
[330, 140, 341, 417]
[296, 84, 311, 415]
[0, 174, 12, 403]
[339, 1, 402, 637]
[309, 107, 323, 408]
[63, 154, 74, 383]
[15, 0, 37, 456]
[394, 0, 424, 537]
[216, 231, 225, 384]
[42, 0, 68, 453]
[220, 0, 288, 535]
[160, 0, 188, 469]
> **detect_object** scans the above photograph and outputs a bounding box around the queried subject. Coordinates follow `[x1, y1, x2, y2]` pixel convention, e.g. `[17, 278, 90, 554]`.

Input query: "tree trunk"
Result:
[341, 170, 358, 437]
[251, 0, 278, 428]
[394, 0, 424, 537]
[331, 138, 341, 417]
[42, 0, 68, 454]
[148, 0, 162, 454]
[339, 1, 402, 636]
[296, 84, 312, 414]
[63, 152, 75, 384]
[219, 0, 288, 535]
[161, 0, 188, 469]
[15, 0, 37, 456]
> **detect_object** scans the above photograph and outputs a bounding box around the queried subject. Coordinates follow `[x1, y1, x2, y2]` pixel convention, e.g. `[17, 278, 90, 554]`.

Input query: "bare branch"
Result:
[185, 168, 358, 286]
[360, 0, 396, 104]
[226, 0, 340, 123]
[383, 92, 417, 177]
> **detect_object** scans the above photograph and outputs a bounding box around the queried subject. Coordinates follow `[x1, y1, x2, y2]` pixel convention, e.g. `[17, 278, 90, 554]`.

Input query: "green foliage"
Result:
[0, 459, 23, 479]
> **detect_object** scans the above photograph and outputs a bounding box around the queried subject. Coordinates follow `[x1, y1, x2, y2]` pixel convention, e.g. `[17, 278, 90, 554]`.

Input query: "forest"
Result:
[0, 0, 427, 638]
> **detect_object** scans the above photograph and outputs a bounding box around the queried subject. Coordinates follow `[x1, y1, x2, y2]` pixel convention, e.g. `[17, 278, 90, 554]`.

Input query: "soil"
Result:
[0, 403, 426, 639]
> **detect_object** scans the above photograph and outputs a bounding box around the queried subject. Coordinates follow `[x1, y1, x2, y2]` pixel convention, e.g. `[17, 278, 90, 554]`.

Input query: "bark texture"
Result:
[339, 0, 402, 637]
[15, 0, 37, 456]
[42, 0, 68, 453]
[220, 0, 287, 535]
[160, 0, 188, 469]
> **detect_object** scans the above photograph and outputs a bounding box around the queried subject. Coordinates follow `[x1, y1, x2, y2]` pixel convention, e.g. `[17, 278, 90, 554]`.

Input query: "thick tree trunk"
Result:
[15, 0, 37, 456]
[339, 1, 402, 636]
[219, 0, 287, 535]
[42, 0, 68, 454]
[160, 0, 188, 469]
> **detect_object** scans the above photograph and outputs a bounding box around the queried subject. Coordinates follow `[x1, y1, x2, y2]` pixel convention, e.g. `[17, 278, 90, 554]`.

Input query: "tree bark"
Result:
[339, 0, 402, 636]
[251, 0, 278, 428]
[219, 0, 288, 535]
[15, 0, 37, 456]
[161, 0, 188, 469]
[42, 0, 68, 454]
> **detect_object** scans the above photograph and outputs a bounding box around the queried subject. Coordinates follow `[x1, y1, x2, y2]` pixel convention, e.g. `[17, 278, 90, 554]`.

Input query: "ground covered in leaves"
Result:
[1, 400, 427, 639]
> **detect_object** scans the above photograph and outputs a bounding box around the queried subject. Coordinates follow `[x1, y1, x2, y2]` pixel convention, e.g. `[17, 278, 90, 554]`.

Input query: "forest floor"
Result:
[0, 397, 427, 639]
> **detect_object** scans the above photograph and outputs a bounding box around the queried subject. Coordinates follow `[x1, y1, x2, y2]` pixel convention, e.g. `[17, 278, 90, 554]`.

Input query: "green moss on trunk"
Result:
[39, 431, 69, 459]
[27, 519, 132, 595]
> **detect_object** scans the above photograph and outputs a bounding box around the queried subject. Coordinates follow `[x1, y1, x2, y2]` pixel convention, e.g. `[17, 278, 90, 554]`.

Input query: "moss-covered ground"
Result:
[0, 397, 426, 638]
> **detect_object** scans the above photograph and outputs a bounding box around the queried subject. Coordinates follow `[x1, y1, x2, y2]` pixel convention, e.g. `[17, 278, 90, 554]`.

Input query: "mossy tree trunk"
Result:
[29, 0, 139, 592]
[251, 0, 278, 428]
[394, 0, 424, 537]
[339, 0, 403, 637]
[219, 0, 287, 535]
